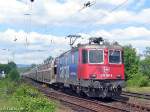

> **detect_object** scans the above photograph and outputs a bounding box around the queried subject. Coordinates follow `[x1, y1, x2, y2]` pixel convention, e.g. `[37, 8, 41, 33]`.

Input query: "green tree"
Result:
[8, 61, 17, 69]
[140, 59, 150, 79]
[0, 62, 17, 75]
[140, 47, 150, 79]
[0, 64, 11, 74]
[0, 64, 6, 73]
[123, 45, 140, 80]
[144, 47, 150, 57]
[8, 69, 20, 81]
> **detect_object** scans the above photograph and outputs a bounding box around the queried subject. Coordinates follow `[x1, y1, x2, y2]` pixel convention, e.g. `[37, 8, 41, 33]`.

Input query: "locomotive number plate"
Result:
[101, 74, 112, 78]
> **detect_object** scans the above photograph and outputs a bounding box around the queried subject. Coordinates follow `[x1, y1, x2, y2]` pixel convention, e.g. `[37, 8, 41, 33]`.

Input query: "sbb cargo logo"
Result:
[103, 66, 110, 73]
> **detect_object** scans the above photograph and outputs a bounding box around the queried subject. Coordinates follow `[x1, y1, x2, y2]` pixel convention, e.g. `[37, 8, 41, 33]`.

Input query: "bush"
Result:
[13, 84, 56, 112]
[148, 82, 150, 86]
[17, 96, 56, 112]
[13, 84, 39, 98]
[0, 80, 56, 112]
[127, 72, 149, 87]
[140, 57, 150, 79]
[8, 69, 20, 81]
[5, 81, 17, 95]
[0, 79, 17, 95]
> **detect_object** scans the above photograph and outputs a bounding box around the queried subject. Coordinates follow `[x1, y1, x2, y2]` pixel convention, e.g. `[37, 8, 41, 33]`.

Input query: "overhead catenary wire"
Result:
[21, 0, 128, 62]
[1, 49, 10, 63]
[63, 0, 129, 46]
[24, 0, 34, 48]
[109, 0, 128, 13]
[77, 0, 129, 36]
[24, 0, 56, 64]
[62, 1, 92, 47]
[61, 0, 128, 44]
[1, 48, 15, 63]
[22, 0, 34, 65]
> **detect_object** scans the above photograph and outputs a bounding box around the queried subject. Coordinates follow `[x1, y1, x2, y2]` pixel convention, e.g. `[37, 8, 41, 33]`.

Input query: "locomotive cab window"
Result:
[109, 50, 121, 64]
[89, 50, 103, 64]
[82, 50, 88, 64]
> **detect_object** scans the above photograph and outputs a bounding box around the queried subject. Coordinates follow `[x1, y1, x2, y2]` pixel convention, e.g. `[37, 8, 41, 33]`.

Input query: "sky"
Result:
[0, 0, 150, 64]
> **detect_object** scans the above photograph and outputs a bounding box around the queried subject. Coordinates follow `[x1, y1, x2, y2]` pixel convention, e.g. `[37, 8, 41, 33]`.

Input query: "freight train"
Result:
[24, 37, 125, 98]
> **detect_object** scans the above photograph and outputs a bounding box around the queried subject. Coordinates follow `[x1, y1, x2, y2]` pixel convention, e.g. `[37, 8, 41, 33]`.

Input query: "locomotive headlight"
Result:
[116, 75, 121, 79]
[90, 74, 97, 78]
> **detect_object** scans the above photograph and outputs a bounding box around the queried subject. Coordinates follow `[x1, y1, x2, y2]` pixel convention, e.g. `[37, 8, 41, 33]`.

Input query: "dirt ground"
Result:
[53, 100, 76, 112]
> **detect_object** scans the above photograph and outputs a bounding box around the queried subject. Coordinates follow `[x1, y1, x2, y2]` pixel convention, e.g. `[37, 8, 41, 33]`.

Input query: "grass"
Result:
[0, 78, 56, 112]
[124, 87, 150, 94]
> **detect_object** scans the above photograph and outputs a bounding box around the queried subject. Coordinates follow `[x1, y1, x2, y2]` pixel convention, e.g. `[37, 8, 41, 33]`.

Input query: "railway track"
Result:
[122, 91, 150, 100]
[42, 90, 126, 112]
[112, 97, 150, 112]
[24, 78, 150, 112]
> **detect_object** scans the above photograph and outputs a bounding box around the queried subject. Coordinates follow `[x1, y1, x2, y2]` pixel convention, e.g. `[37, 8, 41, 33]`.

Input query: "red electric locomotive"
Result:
[56, 37, 125, 98]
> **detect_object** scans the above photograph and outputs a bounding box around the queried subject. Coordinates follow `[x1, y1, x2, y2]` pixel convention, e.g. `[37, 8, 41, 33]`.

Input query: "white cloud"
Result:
[98, 8, 150, 25]
[90, 26, 150, 41]
[0, 26, 150, 64]
[0, 28, 71, 64]
[0, 0, 28, 24]
[0, 0, 147, 27]
[89, 27, 150, 54]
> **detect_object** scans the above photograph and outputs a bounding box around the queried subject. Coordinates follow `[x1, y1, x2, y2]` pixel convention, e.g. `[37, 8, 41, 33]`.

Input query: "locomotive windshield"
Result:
[109, 50, 121, 64]
[89, 50, 103, 63]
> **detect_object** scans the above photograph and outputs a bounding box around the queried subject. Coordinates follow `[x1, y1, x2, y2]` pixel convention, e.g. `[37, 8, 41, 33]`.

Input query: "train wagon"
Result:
[25, 62, 56, 84]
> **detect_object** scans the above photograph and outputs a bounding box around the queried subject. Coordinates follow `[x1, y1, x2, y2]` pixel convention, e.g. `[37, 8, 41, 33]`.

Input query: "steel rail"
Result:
[122, 91, 150, 100]
[38, 86, 127, 112]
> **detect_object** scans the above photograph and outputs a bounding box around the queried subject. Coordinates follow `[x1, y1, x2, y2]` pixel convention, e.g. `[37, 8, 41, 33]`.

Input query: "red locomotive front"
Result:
[77, 38, 125, 98]
[78, 48, 124, 80]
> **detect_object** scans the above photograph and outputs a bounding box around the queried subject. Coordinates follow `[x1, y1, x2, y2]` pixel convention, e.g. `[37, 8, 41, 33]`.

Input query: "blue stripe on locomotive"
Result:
[57, 63, 77, 80]
[69, 64, 77, 80]
[56, 50, 79, 81]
